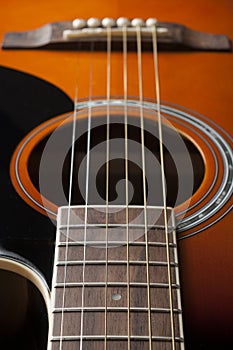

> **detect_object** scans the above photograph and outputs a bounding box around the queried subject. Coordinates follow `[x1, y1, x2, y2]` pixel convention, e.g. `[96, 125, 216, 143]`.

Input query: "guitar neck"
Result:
[48, 205, 185, 349]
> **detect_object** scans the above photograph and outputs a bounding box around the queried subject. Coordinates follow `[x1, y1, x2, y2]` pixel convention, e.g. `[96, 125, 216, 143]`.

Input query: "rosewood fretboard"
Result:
[48, 206, 185, 350]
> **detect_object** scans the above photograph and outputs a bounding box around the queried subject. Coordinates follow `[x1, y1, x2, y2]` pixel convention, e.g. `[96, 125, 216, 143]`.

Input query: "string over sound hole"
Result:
[28, 111, 204, 210]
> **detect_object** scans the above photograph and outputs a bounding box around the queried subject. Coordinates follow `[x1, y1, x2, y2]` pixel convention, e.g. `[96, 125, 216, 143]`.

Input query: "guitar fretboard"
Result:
[48, 206, 185, 350]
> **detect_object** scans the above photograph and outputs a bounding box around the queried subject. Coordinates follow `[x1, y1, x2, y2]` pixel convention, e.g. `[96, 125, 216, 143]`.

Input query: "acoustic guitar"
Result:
[0, 0, 232, 349]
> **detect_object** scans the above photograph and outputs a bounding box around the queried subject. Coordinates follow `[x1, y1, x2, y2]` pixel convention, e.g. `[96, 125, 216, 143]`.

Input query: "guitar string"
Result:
[104, 24, 112, 350]
[58, 85, 79, 350]
[79, 41, 94, 350]
[135, 24, 152, 350]
[151, 21, 176, 349]
[58, 20, 175, 350]
[122, 23, 131, 350]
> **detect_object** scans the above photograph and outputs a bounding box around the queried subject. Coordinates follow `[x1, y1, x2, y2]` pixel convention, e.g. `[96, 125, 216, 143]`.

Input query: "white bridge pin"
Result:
[131, 18, 145, 27]
[102, 18, 115, 27]
[72, 18, 86, 29]
[146, 18, 158, 27]
[116, 17, 130, 27]
[87, 17, 101, 28]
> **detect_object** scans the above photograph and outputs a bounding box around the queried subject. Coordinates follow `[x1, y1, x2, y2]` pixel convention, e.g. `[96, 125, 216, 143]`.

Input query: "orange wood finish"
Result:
[0, 0, 233, 346]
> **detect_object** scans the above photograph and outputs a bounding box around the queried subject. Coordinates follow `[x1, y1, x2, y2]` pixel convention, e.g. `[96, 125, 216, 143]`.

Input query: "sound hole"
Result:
[28, 114, 205, 208]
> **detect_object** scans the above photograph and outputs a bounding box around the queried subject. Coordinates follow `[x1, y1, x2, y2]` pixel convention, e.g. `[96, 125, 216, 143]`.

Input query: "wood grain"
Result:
[49, 206, 183, 349]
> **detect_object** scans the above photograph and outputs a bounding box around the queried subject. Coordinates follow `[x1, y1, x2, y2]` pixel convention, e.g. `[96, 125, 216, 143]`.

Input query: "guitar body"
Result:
[0, 0, 232, 349]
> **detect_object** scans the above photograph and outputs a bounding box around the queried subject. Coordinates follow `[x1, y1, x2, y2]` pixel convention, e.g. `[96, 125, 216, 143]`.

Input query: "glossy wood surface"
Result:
[0, 0, 232, 127]
[0, 0, 232, 349]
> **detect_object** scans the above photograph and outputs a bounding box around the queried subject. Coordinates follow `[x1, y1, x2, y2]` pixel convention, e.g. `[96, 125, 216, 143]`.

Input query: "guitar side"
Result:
[0, 252, 49, 349]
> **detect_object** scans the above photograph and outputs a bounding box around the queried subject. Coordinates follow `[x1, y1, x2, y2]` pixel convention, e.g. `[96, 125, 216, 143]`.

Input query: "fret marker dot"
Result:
[112, 293, 121, 301]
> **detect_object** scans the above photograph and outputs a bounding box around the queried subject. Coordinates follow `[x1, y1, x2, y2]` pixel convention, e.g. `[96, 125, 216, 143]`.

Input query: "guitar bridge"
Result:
[2, 17, 231, 51]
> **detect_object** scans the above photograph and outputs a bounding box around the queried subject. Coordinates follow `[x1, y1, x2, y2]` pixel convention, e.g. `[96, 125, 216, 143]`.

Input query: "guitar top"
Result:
[0, 0, 232, 349]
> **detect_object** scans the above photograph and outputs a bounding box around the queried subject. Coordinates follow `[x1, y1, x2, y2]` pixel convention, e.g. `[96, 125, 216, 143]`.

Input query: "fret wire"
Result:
[136, 24, 152, 350]
[56, 260, 178, 266]
[55, 282, 180, 288]
[122, 23, 131, 350]
[53, 307, 182, 313]
[104, 24, 112, 350]
[58, 241, 177, 247]
[59, 223, 175, 229]
[59, 204, 174, 209]
[51, 335, 185, 341]
[151, 22, 176, 349]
